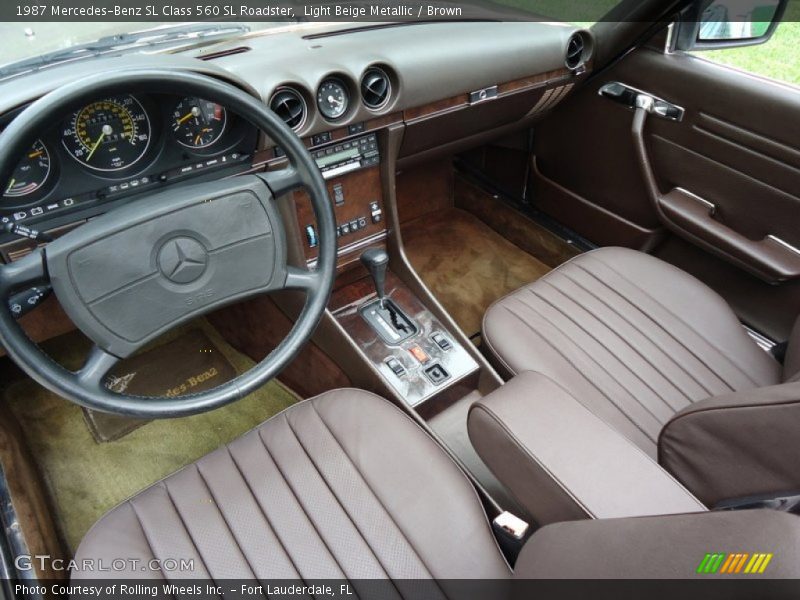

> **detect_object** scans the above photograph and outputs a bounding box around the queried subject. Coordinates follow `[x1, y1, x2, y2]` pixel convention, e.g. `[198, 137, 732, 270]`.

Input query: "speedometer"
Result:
[62, 95, 151, 172]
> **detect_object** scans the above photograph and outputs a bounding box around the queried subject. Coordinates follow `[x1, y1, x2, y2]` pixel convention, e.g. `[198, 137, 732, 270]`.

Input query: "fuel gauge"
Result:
[172, 97, 227, 149]
[3, 140, 51, 200]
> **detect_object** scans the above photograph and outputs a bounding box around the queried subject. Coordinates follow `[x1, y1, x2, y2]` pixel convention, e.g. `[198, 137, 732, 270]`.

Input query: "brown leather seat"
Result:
[74, 389, 510, 582]
[482, 247, 799, 504]
[73, 386, 800, 583]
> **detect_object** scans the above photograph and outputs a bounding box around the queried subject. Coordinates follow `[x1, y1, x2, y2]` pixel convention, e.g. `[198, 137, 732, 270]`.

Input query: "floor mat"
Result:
[83, 329, 237, 442]
[403, 208, 551, 337]
[4, 320, 299, 554]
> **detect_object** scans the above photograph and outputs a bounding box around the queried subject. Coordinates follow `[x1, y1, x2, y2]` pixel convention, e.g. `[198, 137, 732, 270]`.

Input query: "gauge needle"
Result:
[28, 151, 43, 159]
[194, 128, 212, 146]
[177, 106, 202, 127]
[327, 95, 343, 106]
[85, 133, 105, 162]
[5, 179, 14, 193]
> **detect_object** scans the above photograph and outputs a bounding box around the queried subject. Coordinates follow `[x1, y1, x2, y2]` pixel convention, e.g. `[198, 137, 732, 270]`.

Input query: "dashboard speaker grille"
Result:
[269, 88, 306, 130]
[361, 68, 391, 109]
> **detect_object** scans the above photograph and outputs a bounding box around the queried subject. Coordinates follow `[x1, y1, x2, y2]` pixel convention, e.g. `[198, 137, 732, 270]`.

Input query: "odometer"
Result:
[62, 95, 151, 172]
[3, 140, 51, 199]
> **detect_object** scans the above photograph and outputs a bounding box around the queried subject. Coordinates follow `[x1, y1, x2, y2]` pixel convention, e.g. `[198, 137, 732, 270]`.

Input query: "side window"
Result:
[682, 0, 798, 86]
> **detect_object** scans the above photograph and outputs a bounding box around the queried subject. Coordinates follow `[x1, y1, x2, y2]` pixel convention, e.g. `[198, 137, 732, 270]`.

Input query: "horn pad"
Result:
[45, 176, 287, 358]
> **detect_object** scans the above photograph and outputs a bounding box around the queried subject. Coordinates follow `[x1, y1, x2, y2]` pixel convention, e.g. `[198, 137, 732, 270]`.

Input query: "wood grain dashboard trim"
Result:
[403, 68, 574, 122]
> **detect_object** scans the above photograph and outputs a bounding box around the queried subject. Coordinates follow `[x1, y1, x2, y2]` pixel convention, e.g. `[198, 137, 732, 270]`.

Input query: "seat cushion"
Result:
[74, 389, 510, 583]
[483, 247, 781, 457]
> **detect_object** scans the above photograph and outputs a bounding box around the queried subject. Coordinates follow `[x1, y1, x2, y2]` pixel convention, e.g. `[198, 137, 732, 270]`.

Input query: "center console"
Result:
[468, 371, 706, 525]
[260, 114, 483, 412]
[331, 250, 479, 407]
[291, 131, 386, 269]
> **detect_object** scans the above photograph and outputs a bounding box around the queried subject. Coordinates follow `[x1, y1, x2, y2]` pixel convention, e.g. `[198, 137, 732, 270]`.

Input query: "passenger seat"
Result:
[482, 247, 800, 506]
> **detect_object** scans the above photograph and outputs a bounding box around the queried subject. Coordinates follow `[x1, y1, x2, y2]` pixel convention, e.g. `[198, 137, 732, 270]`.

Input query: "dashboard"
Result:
[0, 21, 590, 272]
[1, 92, 256, 237]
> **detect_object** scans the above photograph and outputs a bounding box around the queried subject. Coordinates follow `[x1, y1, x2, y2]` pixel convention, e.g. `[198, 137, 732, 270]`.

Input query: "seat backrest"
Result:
[784, 316, 800, 382]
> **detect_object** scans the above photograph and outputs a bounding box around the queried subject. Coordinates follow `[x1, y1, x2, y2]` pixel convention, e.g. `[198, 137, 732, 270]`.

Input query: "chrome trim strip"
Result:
[744, 325, 777, 352]
[767, 234, 800, 257]
[598, 81, 685, 122]
[675, 187, 716, 213]
[322, 161, 362, 180]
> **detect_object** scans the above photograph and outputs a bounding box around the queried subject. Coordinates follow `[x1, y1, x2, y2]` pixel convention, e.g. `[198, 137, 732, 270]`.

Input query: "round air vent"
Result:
[269, 87, 306, 130]
[360, 67, 391, 109]
[565, 33, 586, 71]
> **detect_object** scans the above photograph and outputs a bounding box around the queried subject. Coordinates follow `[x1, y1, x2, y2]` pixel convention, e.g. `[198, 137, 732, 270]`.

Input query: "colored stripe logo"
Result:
[697, 552, 773, 574]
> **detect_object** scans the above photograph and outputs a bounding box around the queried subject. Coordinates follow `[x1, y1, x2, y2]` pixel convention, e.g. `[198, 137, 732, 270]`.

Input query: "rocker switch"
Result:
[386, 357, 406, 377]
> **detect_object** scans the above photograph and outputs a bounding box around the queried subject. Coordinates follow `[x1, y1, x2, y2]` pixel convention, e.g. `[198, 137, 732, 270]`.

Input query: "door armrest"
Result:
[658, 188, 800, 283]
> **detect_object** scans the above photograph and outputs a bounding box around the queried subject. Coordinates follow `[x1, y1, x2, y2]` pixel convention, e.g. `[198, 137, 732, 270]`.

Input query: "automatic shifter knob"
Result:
[360, 248, 389, 307]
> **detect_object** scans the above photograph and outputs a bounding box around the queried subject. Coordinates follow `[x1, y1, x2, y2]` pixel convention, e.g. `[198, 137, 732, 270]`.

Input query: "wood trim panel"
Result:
[403, 96, 469, 121]
[403, 68, 572, 122]
[293, 165, 386, 265]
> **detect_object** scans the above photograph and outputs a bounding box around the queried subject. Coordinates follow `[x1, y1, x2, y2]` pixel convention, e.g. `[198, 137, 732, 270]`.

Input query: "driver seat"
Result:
[73, 389, 511, 582]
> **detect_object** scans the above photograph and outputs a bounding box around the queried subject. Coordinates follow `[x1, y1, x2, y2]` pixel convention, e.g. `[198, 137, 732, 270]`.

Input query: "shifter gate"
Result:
[359, 299, 417, 345]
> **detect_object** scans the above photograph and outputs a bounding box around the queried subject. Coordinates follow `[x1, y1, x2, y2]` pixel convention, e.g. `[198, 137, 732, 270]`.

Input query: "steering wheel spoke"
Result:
[76, 345, 121, 391]
[0, 250, 47, 299]
[259, 167, 303, 197]
[284, 265, 322, 292]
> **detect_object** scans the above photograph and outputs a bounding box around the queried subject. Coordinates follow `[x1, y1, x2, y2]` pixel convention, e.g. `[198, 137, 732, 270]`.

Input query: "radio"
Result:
[312, 133, 379, 180]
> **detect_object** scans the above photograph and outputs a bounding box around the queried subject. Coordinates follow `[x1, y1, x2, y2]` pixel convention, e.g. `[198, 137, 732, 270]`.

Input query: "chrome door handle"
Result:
[599, 82, 685, 122]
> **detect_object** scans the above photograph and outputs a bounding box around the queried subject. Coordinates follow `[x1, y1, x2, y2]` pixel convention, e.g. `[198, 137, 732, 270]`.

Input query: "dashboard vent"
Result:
[361, 68, 391, 109]
[565, 34, 585, 71]
[269, 88, 306, 130]
[198, 47, 251, 61]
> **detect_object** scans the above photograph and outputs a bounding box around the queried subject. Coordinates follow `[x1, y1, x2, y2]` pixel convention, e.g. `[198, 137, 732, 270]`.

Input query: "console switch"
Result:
[432, 332, 452, 351]
[408, 345, 430, 364]
[304, 224, 318, 248]
[386, 357, 406, 377]
[424, 364, 450, 385]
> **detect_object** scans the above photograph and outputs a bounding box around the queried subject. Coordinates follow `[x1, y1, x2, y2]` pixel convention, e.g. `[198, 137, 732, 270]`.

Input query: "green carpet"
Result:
[4, 320, 299, 554]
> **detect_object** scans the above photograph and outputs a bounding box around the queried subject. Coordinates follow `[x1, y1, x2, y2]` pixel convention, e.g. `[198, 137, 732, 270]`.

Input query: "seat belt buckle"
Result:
[492, 511, 531, 565]
[493, 511, 530, 540]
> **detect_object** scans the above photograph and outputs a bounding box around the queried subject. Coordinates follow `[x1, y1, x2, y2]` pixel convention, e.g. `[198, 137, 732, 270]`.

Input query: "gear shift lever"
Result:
[360, 248, 389, 308]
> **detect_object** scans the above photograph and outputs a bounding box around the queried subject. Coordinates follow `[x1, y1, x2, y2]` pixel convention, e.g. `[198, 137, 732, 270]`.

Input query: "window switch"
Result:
[432, 332, 452, 351]
[385, 357, 406, 377]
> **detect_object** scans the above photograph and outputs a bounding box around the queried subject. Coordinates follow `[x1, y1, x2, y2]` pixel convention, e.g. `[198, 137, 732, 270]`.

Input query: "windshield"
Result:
[1, 1, 623, 71]
[0, 21, 295, 68]
[490, 0, 622, 24]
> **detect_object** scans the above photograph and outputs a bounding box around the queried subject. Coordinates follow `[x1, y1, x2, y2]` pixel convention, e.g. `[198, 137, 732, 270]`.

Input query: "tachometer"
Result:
[172, 97, 227, 148]
[62, 95, 151, 172]
[3, 140, 51, 199]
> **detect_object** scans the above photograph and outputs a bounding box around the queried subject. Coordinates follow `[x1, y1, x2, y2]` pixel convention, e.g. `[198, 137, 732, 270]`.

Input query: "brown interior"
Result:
[1, 13, 798, 571]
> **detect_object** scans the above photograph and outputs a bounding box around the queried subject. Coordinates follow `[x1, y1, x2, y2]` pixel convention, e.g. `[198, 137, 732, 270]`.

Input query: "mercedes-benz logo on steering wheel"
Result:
[157, 237, 208, 284]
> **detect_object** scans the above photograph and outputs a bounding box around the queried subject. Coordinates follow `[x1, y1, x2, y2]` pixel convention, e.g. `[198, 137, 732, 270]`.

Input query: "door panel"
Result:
[532, 46, 800, 340]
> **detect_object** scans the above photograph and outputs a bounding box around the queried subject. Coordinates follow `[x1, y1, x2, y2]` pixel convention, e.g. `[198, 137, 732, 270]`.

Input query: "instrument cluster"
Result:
[1, 93, 255, 225]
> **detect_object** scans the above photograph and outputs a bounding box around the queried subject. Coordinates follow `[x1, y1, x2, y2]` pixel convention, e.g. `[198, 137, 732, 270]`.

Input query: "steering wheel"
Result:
[0, 70, 336, 418]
